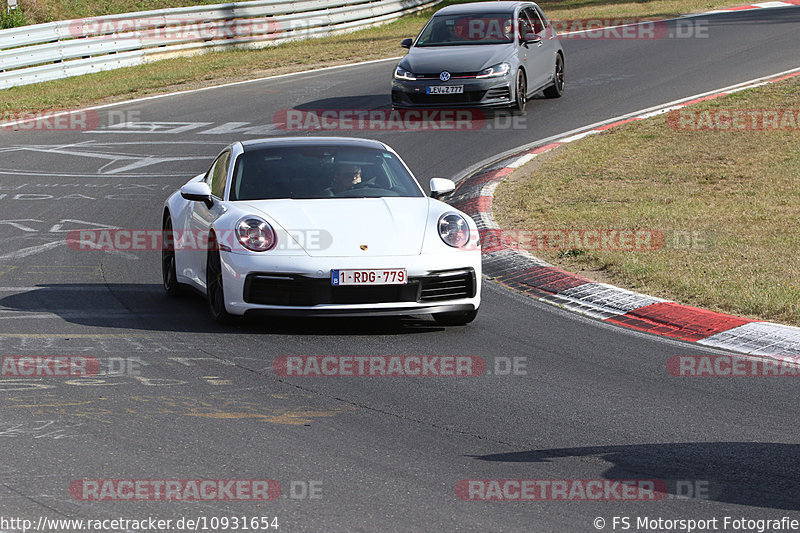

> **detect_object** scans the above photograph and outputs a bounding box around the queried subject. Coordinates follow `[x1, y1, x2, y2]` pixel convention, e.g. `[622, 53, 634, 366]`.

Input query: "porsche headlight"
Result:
[394, 66, 417, 81]
[236, 216, 276, 252]
[438, 213, 470, 248]
[476, 62, 510, 79]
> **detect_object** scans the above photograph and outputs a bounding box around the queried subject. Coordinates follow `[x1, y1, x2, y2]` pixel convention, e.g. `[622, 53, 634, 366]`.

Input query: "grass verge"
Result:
[2, 0, 748, 113]
[493, 77, 800, 325]
[11, 0, 745, 24]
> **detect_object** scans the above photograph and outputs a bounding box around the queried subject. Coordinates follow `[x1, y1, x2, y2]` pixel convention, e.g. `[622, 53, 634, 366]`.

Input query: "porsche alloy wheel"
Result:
[206, 233, 235, 323]
[162, 214, 182, 297]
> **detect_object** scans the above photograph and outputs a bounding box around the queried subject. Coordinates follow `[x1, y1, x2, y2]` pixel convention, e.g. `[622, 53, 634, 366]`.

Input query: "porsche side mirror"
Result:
[401, 38, 413, 49]
[181, 181, 214, 208]
[429, 177, 456, 199]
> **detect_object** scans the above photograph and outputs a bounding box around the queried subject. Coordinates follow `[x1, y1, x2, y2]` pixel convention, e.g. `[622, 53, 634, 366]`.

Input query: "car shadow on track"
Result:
[0, 284, 447, 335]
[467, 443, 800, 511]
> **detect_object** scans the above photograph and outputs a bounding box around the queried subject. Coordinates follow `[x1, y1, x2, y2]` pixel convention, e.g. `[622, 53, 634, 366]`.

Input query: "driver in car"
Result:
[324, 164, 363, 195]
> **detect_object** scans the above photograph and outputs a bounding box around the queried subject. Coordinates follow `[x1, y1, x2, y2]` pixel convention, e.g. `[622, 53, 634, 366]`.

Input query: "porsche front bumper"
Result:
[219, 251, 482, 317]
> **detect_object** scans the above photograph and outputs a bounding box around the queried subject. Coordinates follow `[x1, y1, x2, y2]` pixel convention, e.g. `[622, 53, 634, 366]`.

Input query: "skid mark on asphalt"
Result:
[0, 336, 208, 355]
[0, 420, 84, 439]
[186, 409, 346, 425]
[0, 335, 273, 357]
[0, 355, 258, 391]
[201, 376, 233, 385]
[2, 393, 355, 425]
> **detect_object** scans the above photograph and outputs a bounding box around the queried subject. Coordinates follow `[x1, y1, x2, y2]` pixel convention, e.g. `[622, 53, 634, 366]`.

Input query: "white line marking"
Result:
[14, 146, 204, 173]
[752, 1, 794, 7]
[0, 240, 65, 260]
[559, 130, 602, 144]
[507, 153, 537, 168]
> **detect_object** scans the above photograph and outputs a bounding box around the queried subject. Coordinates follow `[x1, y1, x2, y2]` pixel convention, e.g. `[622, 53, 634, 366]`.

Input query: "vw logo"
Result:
[439, 71, 451, 82]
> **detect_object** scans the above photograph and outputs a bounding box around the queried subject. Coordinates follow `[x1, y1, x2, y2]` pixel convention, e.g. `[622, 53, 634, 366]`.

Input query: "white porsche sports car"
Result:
[162, 137, 481, 325]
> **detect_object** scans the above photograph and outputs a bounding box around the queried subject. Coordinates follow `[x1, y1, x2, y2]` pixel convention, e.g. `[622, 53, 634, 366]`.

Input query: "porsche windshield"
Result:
[416, 14, 515, 46]
[230, 145, 425, 200]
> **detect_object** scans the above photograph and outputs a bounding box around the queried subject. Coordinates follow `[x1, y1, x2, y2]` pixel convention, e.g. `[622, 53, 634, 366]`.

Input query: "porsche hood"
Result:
[239, 197, 432, 257]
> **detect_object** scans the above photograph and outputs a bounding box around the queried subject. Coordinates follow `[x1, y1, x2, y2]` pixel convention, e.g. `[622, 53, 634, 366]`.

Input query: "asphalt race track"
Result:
[1, 9, 799, 532]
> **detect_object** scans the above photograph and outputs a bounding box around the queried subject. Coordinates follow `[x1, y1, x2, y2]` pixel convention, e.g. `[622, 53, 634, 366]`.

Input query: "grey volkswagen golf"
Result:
[391, 1, 564, 113]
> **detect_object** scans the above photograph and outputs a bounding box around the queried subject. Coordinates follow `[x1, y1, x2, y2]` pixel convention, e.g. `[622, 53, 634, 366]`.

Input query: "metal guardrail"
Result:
[0, 0, 438, 90]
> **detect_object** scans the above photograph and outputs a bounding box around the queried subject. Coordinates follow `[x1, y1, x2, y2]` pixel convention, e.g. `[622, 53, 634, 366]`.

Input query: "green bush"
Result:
[1, 5, 28, 29]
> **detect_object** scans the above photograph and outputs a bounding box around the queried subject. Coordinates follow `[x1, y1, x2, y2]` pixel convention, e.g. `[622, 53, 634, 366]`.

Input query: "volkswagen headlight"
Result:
[476, 62, 510, 79]
[394, 66, 417, 81]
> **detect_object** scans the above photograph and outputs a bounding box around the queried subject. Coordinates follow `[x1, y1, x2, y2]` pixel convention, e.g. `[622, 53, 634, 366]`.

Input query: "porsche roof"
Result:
[431, 1, 533, 16]
[240, 137, 389, 152]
